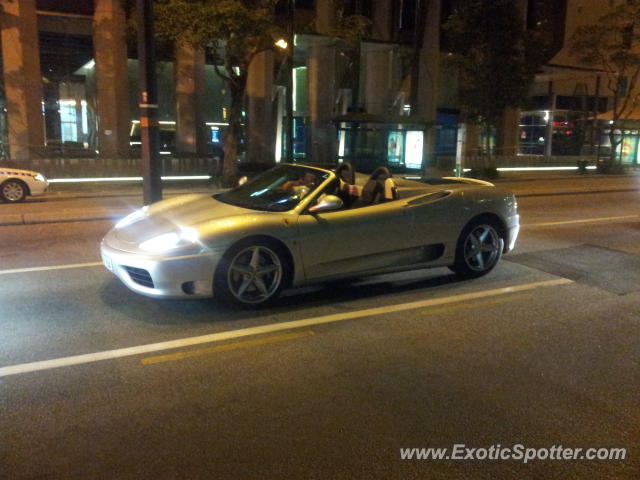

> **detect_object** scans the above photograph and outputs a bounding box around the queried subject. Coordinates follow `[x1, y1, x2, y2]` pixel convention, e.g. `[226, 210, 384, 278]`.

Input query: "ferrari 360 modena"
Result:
[101, 163, 519, 307]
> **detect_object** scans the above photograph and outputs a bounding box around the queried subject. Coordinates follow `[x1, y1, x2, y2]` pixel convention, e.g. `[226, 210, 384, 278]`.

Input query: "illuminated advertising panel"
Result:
[405, 131, 424, 169]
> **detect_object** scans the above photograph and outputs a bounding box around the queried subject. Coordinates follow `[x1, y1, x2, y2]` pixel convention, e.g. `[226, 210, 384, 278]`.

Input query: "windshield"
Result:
[215, 165, 330, 212]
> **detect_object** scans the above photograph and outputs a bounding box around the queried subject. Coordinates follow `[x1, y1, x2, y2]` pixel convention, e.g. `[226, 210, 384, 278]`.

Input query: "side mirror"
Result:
[309, 194, 343, 214]
[237, 176, 248, 186]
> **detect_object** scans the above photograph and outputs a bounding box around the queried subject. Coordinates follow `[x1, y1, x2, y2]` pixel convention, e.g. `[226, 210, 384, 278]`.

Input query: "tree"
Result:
[152, 0, 283, 185]
[443, 0, 543, 156]
[143, 0, 369, 186]
[570, 0, 640, 169]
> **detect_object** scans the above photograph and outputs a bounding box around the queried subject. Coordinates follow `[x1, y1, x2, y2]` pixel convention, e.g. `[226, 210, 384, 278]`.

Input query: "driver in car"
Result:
[282, 172, 318, 198]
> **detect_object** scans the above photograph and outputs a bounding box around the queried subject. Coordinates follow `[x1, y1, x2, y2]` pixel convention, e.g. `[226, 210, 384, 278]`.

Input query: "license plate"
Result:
[103, 255, 113, 272]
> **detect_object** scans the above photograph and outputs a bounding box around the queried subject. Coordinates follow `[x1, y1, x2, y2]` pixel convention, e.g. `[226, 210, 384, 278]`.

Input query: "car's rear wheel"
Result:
[1, 179, 27, 203]
[214, 239, 288, 307]
[450, 219, 503, 279]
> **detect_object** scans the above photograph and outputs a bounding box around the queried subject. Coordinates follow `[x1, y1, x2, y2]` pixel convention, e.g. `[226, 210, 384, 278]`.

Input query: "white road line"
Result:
[527, 215, 639, 227]
[0, 262, 103, 276]
[0, 278, 572, 378]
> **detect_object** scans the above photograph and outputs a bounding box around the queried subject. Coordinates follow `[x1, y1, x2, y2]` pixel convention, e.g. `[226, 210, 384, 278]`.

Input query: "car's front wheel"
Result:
[1, 179, 27, 203]
[214, 239, 289, 307]
[450, 219, 504, 279]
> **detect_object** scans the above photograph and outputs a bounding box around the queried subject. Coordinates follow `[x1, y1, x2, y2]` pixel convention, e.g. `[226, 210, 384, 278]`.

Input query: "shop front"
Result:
[334, 115, 430, 173]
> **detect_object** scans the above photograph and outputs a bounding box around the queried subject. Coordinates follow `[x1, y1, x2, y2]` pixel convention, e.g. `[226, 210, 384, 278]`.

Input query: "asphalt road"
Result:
[0, 188, 639, 479]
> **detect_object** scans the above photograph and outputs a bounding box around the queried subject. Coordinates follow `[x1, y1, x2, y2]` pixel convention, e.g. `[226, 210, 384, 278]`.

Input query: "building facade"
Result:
[0, 0, 632, 176]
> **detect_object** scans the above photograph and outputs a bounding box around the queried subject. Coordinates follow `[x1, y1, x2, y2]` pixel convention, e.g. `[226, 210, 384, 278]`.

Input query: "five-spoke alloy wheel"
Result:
[215, 239, 289, 307]
[451, 219, 504, 279]
[1, 180, 27, 203]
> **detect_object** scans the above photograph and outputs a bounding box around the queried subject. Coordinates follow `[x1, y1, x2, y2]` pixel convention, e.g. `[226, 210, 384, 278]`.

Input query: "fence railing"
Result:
[8, 157, 218, 178]
[434, 155, 600, 171]
[4, 154, 612, 179]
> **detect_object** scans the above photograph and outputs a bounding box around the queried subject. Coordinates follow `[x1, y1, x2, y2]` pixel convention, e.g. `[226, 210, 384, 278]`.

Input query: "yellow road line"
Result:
[141, 330, 315, 366]
[142, 295, 524, 366]
[0, 278, 572, 378]
[421, 293, 528, 316]
[526, 215, 639, 227]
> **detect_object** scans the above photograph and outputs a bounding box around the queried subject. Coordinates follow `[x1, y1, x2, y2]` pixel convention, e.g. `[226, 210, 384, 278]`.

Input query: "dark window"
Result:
[618, 76, 629, 96]
[397, 0, 416, 31]
[344, 0, 373, 18]
[526, 0, 567, 61]
[37, 0, 93, 15]
[294, 0, 315, 9]
[392, 0, 420, 44]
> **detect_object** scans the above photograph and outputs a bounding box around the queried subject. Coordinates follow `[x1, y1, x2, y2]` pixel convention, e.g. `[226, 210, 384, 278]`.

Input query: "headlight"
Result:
[34, 173, 46, 182]
[115, 206, 148, 229]
[139, 227, 199, 253]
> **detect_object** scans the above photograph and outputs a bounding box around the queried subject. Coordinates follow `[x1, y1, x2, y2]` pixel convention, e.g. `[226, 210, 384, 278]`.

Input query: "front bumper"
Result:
[504, 214, 520, 253]
[101, 241, 222, 299]
[29, 179, 49, 196]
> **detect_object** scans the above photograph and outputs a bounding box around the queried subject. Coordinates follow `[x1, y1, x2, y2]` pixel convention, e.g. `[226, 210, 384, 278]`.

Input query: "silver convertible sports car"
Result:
[101, 163, 519, 307]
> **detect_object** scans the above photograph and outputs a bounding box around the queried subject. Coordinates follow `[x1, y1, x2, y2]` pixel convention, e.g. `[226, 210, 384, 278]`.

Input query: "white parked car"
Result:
[0, 167, 49, 203]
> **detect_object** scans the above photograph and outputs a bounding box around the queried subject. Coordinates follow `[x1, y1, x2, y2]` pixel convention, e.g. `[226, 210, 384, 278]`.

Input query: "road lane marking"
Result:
[0, 262, 103, 276]
[526, 215, 639, 227]
[418, 293, 529, 316]
[141, 330, 315, 365]
[0, 278, 572, 378]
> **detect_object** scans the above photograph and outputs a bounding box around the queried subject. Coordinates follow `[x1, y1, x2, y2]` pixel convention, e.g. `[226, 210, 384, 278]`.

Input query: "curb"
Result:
[514, 188, 640, 198]
[1, 187, 637, 227]
[0, 210, 129, 227]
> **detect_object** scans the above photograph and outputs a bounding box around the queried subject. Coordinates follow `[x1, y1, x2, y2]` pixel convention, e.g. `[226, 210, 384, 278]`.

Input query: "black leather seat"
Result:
[358, 166, 398, 206]
[334, 162, 356, 208]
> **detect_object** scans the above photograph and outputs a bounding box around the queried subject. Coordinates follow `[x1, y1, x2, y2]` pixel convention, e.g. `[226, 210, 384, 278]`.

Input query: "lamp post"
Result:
[137, 0, 162, 204]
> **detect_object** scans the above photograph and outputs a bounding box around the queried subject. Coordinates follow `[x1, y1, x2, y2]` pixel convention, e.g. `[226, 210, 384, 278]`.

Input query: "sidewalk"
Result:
[0, 181, 216, 226]
[494, 171, 640, 196]
[1, 173, 638, 227]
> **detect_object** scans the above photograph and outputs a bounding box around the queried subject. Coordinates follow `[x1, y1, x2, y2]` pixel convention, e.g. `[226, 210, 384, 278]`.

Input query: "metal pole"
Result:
[137, 0, 162, 204]
[595, 75, 602, 166]
[544, 81, 555, 159]
[285, 0, 294, 162]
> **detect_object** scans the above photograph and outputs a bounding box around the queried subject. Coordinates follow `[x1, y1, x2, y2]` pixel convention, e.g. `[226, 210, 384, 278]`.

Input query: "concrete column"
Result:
[498, 107, 520, 156]
[43, 82, 61, 143]
[416, 0, 441, 169]
[0, 0, 44, 161]
[314, 0, 337, 35]
[93, 0, 130, 157]
[175, 40, 206, 155]
[246, 50, 275, 164]
[497, 0, 527, 158]
[308, 44, 337, 164]
[364, 44, 397, 115]
[371, 0, 393, 41]
[464, 123, 480, 156]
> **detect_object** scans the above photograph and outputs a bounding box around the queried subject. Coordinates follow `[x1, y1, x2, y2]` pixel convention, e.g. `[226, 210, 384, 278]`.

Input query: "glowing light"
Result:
[139, 228, 200, 253]
[275, 38, 288, 50]
[115, 206, 148, 229]
[462, 166, 598, 173]
[405, 131, 424, 169]
[49, 175, 211, 183]
[496, 166, 597, 171]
